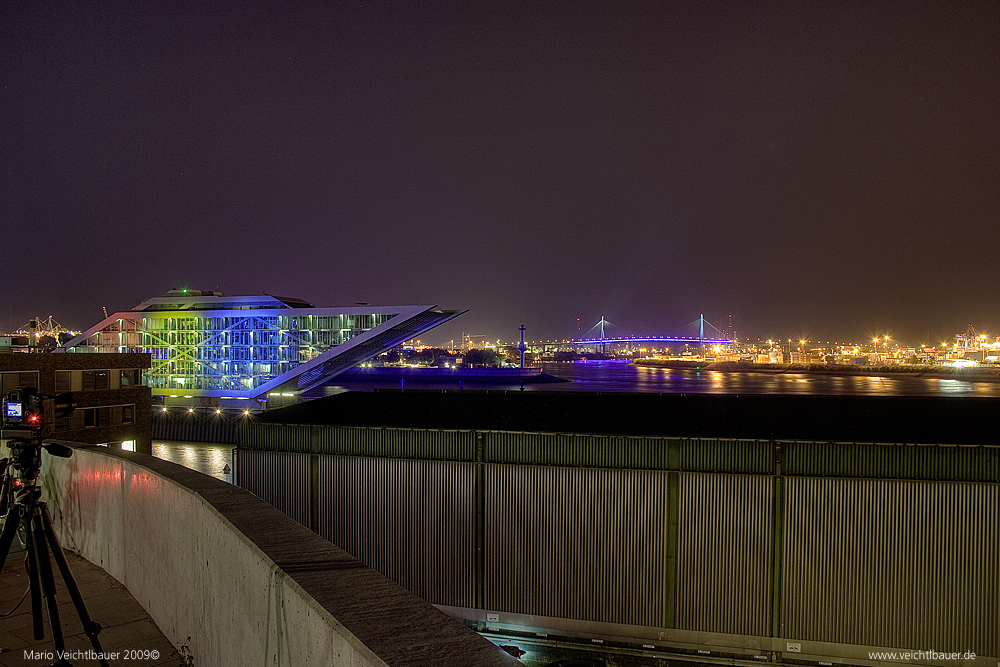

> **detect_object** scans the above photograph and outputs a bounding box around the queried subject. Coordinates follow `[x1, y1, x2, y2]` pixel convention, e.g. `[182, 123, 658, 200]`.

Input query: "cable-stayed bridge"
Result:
[573, 335, 734, 345]
[572, 315, 735, 347]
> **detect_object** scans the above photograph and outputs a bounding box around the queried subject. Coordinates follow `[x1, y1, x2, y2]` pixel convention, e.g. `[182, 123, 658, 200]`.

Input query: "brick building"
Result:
[0, 352, 151, 454]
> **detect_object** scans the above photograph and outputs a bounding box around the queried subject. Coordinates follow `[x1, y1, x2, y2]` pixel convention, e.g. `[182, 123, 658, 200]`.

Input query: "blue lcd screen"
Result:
[5, 402, 22, 418]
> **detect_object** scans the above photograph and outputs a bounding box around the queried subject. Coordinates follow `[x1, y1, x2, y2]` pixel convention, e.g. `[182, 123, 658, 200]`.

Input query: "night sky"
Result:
[3, 1, 998, 347]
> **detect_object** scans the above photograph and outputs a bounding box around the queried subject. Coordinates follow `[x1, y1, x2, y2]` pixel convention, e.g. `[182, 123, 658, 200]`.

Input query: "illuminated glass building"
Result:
[64, 289, 464, 401]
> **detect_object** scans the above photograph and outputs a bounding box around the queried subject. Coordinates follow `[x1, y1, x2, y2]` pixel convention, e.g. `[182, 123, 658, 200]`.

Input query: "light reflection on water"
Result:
[324, 363, 1000, 397]
[535, 362, 1000, 397]
[152, 441, 234, 481]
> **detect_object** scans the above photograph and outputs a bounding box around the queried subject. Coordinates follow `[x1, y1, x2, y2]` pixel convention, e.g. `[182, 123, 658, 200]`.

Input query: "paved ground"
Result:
[0, 541, 184, 667]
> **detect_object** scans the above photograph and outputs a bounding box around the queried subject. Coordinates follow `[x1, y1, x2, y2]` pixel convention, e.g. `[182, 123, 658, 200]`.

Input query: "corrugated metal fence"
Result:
[676, 472, 773, 636]
[237, 449, 311, 526]
[486, 465, 672, 627]
[316, 456, 476, 606]
[236, 421, 1000, 659]
[783, 477, 999, 652]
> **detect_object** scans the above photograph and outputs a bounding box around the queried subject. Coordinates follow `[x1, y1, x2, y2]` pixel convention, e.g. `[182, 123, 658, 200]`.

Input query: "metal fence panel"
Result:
[316, 455, 475, 607]
[783, 477, 1000, 655]
[485, 465, 671, 626]
[675, 472, 773, 636]
[783, 441, 1000, 481]
[483, 431, 676, 469]
[239, 422, 312, 452]
[677, 438, 773, 474]
[236, 449, 311, 527]
[316, 426, 475, 460]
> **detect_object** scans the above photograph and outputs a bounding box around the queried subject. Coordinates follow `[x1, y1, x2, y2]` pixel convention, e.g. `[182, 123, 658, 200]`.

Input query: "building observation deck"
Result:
[63, 289, 465, 400]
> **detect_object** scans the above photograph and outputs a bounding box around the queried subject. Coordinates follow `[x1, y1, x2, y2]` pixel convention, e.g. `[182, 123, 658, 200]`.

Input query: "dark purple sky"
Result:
[3, 1, 998, 347]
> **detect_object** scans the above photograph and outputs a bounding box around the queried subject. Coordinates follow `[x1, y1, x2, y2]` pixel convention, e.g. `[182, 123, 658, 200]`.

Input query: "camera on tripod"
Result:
[2, 388, 75, 441]
[2, 385, 113, 666]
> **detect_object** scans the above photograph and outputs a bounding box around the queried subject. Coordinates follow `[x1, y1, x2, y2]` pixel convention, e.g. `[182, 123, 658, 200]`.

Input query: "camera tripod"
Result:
[0, 437, 111, 667]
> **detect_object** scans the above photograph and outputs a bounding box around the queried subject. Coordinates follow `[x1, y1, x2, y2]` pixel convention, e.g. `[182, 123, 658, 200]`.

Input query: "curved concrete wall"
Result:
[41, 445, 514, 667]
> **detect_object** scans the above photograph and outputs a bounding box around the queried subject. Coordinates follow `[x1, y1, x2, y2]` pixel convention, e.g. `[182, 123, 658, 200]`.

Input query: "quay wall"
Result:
[41, 444, 515, 667]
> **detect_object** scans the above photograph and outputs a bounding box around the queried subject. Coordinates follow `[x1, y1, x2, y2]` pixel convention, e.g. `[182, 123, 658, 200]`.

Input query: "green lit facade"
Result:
[66, 290, 463, 399]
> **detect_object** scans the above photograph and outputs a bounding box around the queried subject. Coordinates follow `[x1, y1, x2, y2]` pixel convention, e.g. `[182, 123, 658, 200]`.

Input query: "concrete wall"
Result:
[41, 445, 516, 667]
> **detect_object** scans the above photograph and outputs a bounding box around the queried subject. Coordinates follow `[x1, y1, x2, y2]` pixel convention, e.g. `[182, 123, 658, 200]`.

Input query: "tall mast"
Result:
[518, 324, 526, 369]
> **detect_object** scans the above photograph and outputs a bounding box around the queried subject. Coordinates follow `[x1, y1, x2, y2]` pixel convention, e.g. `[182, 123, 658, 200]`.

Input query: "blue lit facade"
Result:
[65, 290, 464, 400]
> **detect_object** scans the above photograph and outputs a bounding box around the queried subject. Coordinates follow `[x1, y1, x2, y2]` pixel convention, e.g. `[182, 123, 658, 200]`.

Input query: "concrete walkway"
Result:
[0, 543, 183, 667]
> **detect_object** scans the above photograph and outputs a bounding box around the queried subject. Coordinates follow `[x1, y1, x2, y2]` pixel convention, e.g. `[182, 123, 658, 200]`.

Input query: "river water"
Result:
[533, 360, 1000, 397]
[154, 361, 1000, 477]
[152, 440, 234, 481]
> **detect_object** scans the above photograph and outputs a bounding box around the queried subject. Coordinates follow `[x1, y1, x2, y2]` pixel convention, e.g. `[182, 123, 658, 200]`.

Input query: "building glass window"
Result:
[82, 370, 110, 391]
[120, 369, 141, 386]
[55, 371, 72, 392]
[2, 372, 39, 393]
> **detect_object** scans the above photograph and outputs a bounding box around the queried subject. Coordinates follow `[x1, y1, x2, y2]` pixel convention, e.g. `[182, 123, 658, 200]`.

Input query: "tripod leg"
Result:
[40, 503, 111, 667]
[28, 507, 69, 657]
[25, 514, 44, 640]
[0, 501, 23, 573]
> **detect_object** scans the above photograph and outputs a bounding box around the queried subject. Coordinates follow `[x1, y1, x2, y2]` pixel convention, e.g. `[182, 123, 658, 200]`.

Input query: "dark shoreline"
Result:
[631, 358, 1000, 382]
